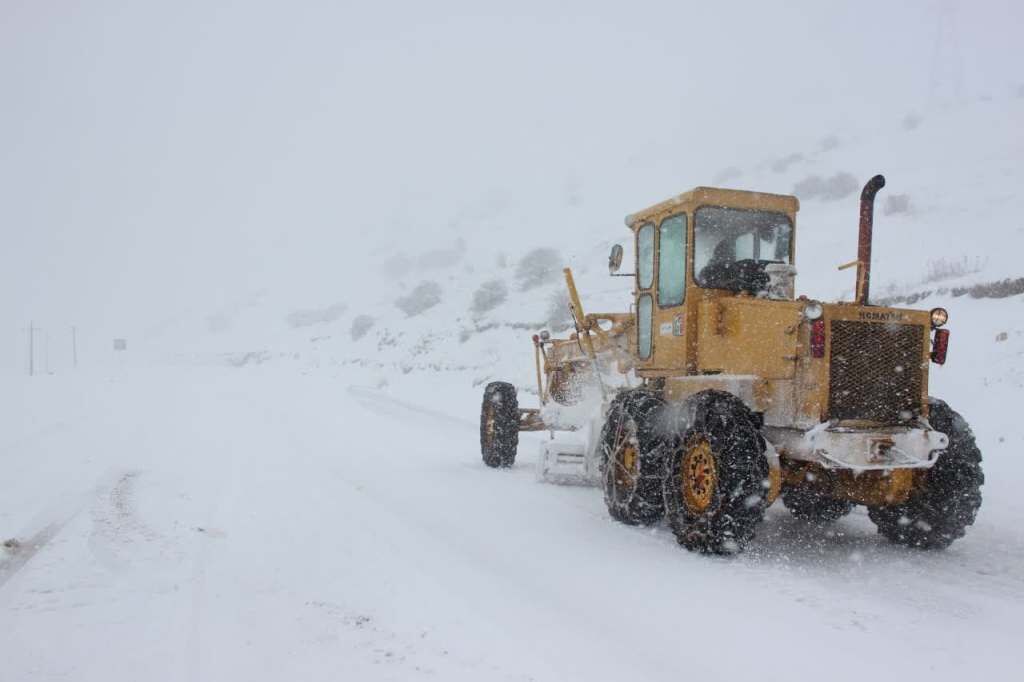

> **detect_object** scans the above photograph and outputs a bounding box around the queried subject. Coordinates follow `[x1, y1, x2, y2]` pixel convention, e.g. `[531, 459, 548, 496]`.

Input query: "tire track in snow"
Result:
[0, 522, 72, 589]
[87, 470, 171, 572]
[184, 422, 246, 682]
[279, 407, 714, 682]
[346, 385, 477, 430]
[0, 469, 128, 590]
[274, 409, 538, 679]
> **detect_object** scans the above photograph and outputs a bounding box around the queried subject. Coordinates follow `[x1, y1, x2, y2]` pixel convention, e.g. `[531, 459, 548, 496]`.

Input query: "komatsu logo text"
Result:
[859, 311, 906, 322]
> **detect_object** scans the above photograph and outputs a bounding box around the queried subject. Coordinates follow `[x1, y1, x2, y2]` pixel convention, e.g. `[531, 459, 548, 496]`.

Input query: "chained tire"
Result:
[663, 390, 770, 555]
[781, 481, 854, 522]
[480, 382, 519, 468]
[601, 390, 668, 526]
[868, 398, 983, 549]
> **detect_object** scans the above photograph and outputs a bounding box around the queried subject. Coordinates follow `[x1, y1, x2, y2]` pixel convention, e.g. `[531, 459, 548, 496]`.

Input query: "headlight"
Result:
[803, 302, 824, 320]
[930, 308, 948, 328]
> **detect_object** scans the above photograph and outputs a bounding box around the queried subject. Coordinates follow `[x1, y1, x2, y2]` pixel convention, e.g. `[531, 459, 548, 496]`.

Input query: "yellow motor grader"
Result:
[480, 174, 983, 554]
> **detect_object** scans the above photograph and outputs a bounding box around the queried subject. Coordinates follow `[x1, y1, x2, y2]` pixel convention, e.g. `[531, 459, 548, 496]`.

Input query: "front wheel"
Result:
[663, 391, 770, 554]
[868, 398, 983, 549]
[601, 390, 668, 526]
[480, 382, 519, 468]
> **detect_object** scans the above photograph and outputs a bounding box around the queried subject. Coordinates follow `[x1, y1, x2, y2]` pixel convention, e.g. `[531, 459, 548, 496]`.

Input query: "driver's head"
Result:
[711, 236, 734, 263]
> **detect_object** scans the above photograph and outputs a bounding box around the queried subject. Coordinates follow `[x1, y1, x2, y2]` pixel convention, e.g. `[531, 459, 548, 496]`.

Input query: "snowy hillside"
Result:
[133, 95, 1024, 400]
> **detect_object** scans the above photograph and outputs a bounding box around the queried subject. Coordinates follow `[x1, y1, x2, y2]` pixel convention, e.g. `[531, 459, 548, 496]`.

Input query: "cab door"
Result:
[651, 213, 688, 370]
[635, 222, 656, 364]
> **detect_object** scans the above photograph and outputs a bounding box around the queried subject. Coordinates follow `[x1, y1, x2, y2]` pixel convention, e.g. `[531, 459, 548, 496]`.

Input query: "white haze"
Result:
[1, 0, 1021, 362]
[3, 4, 1024, 680]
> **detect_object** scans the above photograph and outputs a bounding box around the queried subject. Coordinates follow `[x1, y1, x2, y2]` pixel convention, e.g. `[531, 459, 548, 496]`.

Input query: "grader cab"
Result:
[480, 175, 983, 555]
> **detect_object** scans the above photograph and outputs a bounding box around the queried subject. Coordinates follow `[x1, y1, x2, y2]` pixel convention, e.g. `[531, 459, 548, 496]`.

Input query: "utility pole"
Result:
[71, 326, 78, 368]
[28, 321, 34, 377]
[44, 330, 50, 374]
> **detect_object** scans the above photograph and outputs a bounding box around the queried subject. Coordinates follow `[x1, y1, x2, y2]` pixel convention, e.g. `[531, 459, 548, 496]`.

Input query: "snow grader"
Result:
[480, 175, 983, 554]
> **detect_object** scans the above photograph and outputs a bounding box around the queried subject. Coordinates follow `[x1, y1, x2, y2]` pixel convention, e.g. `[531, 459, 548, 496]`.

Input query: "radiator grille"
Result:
[828, 320, 925, 423]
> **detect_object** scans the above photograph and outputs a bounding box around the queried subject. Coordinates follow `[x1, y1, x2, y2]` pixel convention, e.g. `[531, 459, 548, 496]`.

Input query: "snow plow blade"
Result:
[536, 437, 601, 486]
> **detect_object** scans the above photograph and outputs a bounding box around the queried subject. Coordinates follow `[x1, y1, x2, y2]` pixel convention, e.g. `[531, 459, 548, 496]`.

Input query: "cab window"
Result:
[637, 294, 653, 359]
[693, 207, 792, 292]
[637, 223, 654, 290]
[658, 214, 686, 306]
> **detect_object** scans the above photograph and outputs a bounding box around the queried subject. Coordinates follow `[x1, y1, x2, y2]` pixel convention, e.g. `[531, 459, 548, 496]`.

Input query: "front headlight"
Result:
[930, 307, 949, 328]
[803, 302, 824, 320]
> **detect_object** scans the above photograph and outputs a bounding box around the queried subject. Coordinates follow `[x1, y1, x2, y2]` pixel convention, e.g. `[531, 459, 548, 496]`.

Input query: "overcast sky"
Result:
[2, 0, 1021, 345]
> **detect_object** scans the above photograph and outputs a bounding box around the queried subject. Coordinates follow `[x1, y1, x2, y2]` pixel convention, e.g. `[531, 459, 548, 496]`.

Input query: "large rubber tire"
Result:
[781, 479, 854, 522]
[480, 382, 519, 468]
[600, 390, 668, 526]
[868, 398, 984, 549]
[663, 390, 770, 554]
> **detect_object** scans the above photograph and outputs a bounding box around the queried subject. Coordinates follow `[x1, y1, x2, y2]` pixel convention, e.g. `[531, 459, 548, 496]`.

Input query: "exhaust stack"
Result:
[856, 174, 886, 305]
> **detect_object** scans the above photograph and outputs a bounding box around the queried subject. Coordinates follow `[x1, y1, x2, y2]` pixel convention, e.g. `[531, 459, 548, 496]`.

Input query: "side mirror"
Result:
[608, 244, 624, 275]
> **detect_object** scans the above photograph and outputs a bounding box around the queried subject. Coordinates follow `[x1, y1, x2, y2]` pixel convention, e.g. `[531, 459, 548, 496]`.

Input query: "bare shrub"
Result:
[470, 279, 508, 315]
[902, 113, 923, 131]
[350, 315, 374, 340]
[394, 281, 443, 317]
[924, 256, 985, 284]
[875, 277, 1024, 306]
[883, 194, 912, 215]
[770, 153, 804, 174]
[417, 238, 465, 270]
[957, 277, 1024, 299]
[287, 302, 347, 328]
[792, 172, 859, 202]
[515, 248, 562, 291]
[819, 135, 840, 151]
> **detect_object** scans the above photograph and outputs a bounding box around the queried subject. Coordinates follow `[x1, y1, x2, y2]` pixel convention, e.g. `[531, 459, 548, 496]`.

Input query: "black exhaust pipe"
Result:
[856, 174, 886, 305]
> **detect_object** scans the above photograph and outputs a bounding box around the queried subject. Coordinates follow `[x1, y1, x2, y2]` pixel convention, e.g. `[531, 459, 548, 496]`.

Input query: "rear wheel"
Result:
[868, 398, 983, 549]
[663, 391, 769, 554]
[480, 382, 519, 468]
[601, 390, 667, 525]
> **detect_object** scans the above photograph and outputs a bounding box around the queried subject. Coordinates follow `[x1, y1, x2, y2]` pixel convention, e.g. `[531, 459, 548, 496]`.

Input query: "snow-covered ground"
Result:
[2, 345, 1023, 681]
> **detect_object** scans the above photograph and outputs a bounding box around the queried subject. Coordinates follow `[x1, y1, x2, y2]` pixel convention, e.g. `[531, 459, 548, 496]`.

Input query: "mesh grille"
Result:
[829, 320, 925, 423]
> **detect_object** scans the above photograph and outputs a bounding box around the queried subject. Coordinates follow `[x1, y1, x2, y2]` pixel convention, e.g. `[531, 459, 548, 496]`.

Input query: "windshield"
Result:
[694, 207, 793, 291]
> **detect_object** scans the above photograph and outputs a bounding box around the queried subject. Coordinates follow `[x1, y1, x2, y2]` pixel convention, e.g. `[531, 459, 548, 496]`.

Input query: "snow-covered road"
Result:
[2, 367, 1022, 681]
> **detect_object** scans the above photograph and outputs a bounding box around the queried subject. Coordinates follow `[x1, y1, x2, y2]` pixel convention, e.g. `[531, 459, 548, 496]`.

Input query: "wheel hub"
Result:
[612, 426, 640, 492]
[682, 439, 717, 513]
[483, 411, 496, 447]
[618, 444, 638, 486]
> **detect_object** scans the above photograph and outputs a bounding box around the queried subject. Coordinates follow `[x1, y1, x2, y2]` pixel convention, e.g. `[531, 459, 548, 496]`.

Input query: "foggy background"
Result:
[3, 6, 1024, 678]
[2, 0, 1021, 370]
